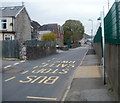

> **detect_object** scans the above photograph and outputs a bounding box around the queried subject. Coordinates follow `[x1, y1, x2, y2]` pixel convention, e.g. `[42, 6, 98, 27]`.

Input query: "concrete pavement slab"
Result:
[79, 89, 115, 101]
[74, 66, 101, 78]
[81, 55, 99, 66]
[65, 53, 116, 101]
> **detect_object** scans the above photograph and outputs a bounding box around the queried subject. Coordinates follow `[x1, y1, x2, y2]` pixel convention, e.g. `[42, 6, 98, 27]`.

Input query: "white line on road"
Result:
[4, 65, 11, 69]
[26, 96, 57, 101]
[61, 86, 70, 101]
[42, 63, 45, 64]
[13, 62, 20, 66]
[20, 60, 26, 63]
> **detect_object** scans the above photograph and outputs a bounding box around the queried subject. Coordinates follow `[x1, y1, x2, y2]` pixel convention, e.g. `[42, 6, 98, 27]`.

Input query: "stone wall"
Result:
[26, 45, 56, 60]
[20, 44, 56, 60]
[105, 44, 120, 100]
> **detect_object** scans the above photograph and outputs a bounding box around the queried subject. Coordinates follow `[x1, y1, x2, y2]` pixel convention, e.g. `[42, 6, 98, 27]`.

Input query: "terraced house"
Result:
[0, 5, 31, 42]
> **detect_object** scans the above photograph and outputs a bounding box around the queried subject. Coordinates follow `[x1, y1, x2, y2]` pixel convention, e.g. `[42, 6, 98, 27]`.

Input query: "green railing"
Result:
[93, 26, 102, 43]
[93, 26, 103, 56]
[104, 2, 120, 44]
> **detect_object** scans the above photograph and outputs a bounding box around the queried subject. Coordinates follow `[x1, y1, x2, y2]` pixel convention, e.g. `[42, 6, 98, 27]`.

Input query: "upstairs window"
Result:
[0, 19, 7, 30]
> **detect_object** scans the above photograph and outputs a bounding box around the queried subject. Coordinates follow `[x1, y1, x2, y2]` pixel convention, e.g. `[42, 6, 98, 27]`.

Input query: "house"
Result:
[37, 30, 51, 40]
[31, 20, 41, 40]
[58, 25, 64, 46]
[39, 23, 64, 45]
[80, 33, 92, 45]
[0, 5, 31, 42]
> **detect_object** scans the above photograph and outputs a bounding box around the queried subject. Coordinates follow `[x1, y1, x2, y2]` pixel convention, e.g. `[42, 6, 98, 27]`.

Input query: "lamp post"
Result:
[88, 19, 93, 46]
[108, 0, 110, 10]
[115, 0, 119, 2]
[98, 9, 106, 85]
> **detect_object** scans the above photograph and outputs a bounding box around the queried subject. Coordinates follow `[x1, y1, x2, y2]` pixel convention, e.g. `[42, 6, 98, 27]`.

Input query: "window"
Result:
[0, 19, 7, 30]
[4, 35, 14, 40]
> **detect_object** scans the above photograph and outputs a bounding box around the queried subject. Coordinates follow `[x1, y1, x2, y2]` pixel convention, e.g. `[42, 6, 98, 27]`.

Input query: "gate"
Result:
[2, 40, 20, 58]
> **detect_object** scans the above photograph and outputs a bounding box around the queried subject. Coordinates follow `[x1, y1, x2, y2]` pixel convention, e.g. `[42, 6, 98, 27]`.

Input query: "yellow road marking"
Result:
[49, 64, 54, 67]
[33, 66, 38, 69]
[26, 96, 57, 100]
[31, 76, 44, 83]
[51, 69, 58, 74]
[21, 70, 29, 74]
[43, 76, 59, 84]
[62, 61, 69, 63]
[5, 76, 16, 82]
[73, 61, 76, 63]
[55, 64, 61, 67]
[61, 64, 68, 68]
[42, 64, 48, 67]
[56, 61, 61, 63]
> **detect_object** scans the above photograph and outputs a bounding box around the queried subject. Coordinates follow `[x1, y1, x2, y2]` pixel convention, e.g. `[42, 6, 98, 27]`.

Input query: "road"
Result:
[2, 46, 88, 101]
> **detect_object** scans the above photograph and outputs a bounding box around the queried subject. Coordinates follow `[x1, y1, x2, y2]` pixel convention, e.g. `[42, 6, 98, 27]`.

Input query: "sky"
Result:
[1, 0, 116, 35]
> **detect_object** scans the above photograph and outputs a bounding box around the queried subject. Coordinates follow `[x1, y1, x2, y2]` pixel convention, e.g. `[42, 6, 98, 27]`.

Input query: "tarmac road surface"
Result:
[2, 46, 88, 101]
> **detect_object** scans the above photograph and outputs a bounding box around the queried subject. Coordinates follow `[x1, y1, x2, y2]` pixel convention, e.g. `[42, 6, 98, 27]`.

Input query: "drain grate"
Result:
[86, 49, 96, 55]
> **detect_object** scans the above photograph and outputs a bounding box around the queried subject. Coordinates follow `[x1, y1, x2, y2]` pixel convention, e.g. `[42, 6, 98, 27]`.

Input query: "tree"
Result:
[62, 19, 84, 43]
[41, 32, 56, 41]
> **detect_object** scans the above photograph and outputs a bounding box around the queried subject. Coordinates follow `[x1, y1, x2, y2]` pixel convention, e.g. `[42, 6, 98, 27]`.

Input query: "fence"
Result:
[2, 40, 20, 58]
[93, 1, 120, 100]
[1, 40, 56, 59]
[104, 2, 120, 44]
[93, 26, 102, 43]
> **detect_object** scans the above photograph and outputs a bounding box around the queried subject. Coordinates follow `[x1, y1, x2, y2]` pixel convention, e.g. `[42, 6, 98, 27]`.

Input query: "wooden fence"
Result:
[2, 40, 20, 58]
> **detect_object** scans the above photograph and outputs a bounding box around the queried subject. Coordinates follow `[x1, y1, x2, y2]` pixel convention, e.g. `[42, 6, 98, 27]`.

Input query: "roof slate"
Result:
[31, 20, 41, 30]
[39, 24, 58, 31]
[0, 6, 24, 17]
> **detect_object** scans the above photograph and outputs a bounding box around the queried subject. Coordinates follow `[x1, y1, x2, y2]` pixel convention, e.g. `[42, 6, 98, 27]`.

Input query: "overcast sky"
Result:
[1, 0, 115, 35]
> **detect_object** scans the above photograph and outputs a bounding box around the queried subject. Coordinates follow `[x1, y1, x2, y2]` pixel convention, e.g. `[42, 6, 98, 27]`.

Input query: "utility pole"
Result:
[101, 6, 106, 85]
[88, 19, 93, 43]
[108, 0, 110, 10]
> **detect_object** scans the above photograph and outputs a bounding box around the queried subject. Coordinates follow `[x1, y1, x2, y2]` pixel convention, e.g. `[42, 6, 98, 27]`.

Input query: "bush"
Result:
[41, 32, 56, 42]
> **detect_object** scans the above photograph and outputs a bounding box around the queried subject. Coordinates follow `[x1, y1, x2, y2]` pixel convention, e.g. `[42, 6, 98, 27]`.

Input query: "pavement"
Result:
[65, 48, 117, 102]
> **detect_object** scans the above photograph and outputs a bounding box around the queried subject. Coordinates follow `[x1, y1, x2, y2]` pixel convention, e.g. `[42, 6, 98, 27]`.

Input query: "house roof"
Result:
[39, 24, 58, 32]
[0, 6, 24, 17]
[31, 20, 41, 30]
[84, 33, 92, 39]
